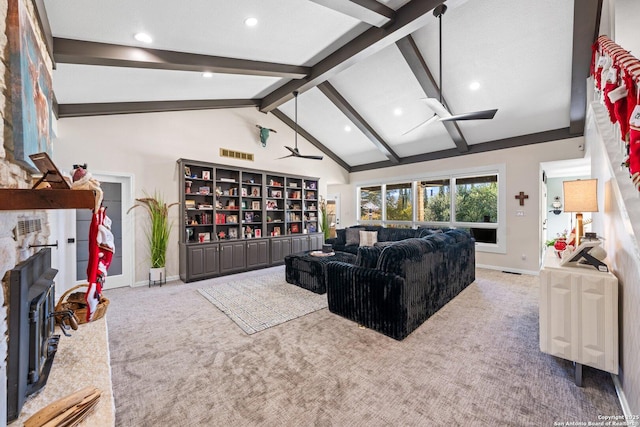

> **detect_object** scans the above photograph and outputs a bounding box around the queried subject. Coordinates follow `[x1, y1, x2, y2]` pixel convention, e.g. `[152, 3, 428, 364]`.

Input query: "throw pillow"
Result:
[345, 227, 361, 246]
[359, 230, 378, 247]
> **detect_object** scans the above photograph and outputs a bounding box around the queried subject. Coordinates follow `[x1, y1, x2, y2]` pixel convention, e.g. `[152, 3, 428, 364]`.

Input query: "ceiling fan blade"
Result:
[276, 154, 295, 159]
[422, 98, 452, 119]
[298, 154, 324, 160]
[439, 109, 498, 122]
[402, 114, 439, 136]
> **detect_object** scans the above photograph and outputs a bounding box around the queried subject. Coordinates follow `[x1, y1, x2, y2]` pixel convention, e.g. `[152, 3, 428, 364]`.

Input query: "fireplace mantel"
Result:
[0, 189, 95, 210]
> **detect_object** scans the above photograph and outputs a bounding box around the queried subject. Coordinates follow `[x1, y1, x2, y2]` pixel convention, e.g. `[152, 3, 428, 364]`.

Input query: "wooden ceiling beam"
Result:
[350, 128, 577, 172]
[53, 38, 310, 79]
[396, 35, 469, 153]
[271, 109, 351, 172]
[569, 0, 603, 134]
[57, 99, 260, 118]
[308, 0, 395, 27]
[318, 82, 400, 163]
[259, 0, 445, 112]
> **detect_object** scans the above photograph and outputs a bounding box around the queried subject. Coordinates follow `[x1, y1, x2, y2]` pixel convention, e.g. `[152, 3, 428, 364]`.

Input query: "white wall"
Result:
[588, 102, 640, 416]
[52, 108, 349, 284]
[341, 138, 586, 273]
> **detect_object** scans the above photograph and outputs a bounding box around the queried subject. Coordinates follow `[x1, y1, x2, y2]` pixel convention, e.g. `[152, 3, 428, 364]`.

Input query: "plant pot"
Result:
[149, 267, 165, 282]
[554, 239, 567, 251]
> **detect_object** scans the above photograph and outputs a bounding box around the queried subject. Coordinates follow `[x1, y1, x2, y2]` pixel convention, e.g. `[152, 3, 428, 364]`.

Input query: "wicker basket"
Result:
[55, 284, 110, 325]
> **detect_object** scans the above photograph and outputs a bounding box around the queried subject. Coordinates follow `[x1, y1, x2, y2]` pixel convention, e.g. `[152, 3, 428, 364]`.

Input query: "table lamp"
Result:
[563, 179, 598, 247]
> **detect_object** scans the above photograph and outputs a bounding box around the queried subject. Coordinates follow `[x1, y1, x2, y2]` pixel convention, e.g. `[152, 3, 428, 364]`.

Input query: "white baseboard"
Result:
[611, 374, 634, 421]
[476, 263, 539, 276]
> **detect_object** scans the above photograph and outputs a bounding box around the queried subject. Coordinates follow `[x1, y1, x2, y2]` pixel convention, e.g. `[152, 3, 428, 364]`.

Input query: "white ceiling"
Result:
[43, 0, 593, 171]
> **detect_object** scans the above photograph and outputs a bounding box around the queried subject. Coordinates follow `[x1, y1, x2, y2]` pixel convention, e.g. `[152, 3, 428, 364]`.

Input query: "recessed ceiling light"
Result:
[202, 72, 214, 78]
[393, 108, 403, 116]
[244, 17, 258, 27]
[469, 81, 481, 91]
[134, 32, 153, 44]
[344, 125, 352, 132]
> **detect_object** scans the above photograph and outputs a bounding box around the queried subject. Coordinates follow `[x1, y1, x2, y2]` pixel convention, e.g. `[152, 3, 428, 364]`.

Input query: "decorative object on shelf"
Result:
[278, 91, 323, 160]
[563, 179, 598, 247]
[553, 238, 567, 251]
[256, 124, 277, 147]
[198, 186, 210, 195]
[127, 191, 178, 283]
[185, 199, 196, 209]
[185, 180, 192, 194]
[202, 171, 210, 180]
[550, 196, 562, 215]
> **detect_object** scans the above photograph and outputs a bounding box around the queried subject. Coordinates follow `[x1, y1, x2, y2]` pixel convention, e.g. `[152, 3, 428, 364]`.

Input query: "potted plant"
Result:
[127, 191, 178, 282]
[319, 196, 330, 241]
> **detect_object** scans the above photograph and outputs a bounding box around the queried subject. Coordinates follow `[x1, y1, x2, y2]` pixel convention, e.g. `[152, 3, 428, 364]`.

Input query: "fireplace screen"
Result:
[6, 248, 60, 422]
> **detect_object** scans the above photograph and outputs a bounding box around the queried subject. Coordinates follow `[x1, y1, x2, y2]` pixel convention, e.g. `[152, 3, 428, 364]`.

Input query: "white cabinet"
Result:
[539, 248, 618, 384]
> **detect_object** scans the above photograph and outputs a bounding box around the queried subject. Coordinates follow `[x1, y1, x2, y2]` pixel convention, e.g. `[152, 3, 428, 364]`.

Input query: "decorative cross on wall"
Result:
[515, 191, 529, 206]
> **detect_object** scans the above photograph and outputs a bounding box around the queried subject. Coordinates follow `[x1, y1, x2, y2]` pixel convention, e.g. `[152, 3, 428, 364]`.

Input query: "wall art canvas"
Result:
[8, 0, 53, 172]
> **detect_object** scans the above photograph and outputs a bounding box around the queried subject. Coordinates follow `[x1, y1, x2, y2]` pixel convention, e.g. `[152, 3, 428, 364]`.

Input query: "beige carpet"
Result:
[105, 266, 622, 426]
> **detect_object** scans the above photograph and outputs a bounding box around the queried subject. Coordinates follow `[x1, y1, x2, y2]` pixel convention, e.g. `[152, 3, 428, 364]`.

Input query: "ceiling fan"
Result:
[278, 91, 323, 160]
[404, 4, 498, 135]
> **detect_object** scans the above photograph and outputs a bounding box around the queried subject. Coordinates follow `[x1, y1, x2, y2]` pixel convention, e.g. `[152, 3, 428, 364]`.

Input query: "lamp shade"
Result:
[563, 179, 598, 212]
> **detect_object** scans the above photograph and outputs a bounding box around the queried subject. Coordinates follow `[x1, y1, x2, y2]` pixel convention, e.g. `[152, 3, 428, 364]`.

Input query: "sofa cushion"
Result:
[345, 227, 362, 246]
[359, 230, 378, 247]
[355, 246, 384, 268]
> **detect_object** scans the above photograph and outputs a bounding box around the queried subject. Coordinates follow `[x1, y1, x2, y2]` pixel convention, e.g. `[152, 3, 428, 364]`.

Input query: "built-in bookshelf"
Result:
[177, 159, 322, 281]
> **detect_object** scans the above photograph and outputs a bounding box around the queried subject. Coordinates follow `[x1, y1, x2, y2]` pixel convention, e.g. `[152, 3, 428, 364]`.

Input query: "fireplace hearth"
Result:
[6, 248, 62, 422]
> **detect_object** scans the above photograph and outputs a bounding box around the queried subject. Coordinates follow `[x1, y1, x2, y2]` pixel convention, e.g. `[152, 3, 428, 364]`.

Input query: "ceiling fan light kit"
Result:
[404, 3, 498, 135]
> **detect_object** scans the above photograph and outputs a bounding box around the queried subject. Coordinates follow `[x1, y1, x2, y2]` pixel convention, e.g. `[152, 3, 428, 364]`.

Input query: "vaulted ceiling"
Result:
[38, 0, 601, 172]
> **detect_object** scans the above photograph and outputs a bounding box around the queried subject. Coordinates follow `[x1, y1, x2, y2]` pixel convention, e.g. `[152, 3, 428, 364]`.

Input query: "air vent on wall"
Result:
[16, 219, 42, 236]
[220, 148, 254, 162]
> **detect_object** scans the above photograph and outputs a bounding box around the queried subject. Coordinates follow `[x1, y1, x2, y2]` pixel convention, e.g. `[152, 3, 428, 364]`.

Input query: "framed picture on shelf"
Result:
[291, 223, 299, 233]
[227, 215, 238, 224]
[251, 187, 260, 197]
[228, 228, 238, 239]
[271, 189, 282, 198]
[308, 182, 316, 190]
[202, 171, 211, 180]
[252, 201, 260, 210]
[266, 200, 277, 210]
[227, 199, 235, 207]
[273, 226, 281, 236]
[255, 229, 261, 238]
[184, 166, 191, 177]
[241, 187, 248, 197]
[244, 212, 254, 223]
[198, 232, 210, 243]
[185, 200, 196, 209]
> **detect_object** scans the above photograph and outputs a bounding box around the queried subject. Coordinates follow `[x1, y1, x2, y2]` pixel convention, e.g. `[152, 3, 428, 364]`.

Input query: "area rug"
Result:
[197, 273, 327, 334]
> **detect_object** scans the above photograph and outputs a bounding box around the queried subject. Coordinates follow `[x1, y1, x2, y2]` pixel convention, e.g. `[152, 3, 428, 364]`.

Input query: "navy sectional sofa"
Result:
[326, 229, 475, 340]
[325, 225, 437, 254]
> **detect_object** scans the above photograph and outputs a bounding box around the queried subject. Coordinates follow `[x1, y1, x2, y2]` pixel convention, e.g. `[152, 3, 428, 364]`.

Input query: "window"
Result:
[454, 175, 497, 223]
[360, 186, 382, 221]
[355, 165, 505, 253]
[418, 179, 450, 222]
[385, 183, 412, 221]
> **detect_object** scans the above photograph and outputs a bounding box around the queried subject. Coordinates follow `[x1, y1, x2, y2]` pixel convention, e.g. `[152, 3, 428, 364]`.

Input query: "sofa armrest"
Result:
[326, 262, 408, 340]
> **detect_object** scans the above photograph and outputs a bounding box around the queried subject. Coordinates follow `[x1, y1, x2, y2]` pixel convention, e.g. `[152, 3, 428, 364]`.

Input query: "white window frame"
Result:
[355, 164, 506, 254]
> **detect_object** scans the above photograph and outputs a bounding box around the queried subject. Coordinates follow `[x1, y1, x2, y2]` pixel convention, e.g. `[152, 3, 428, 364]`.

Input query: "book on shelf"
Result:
[219, 177, 235, 182]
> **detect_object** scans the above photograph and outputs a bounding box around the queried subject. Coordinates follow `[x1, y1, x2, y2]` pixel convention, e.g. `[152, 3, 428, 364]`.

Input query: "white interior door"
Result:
[74, 173, 133, 289]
